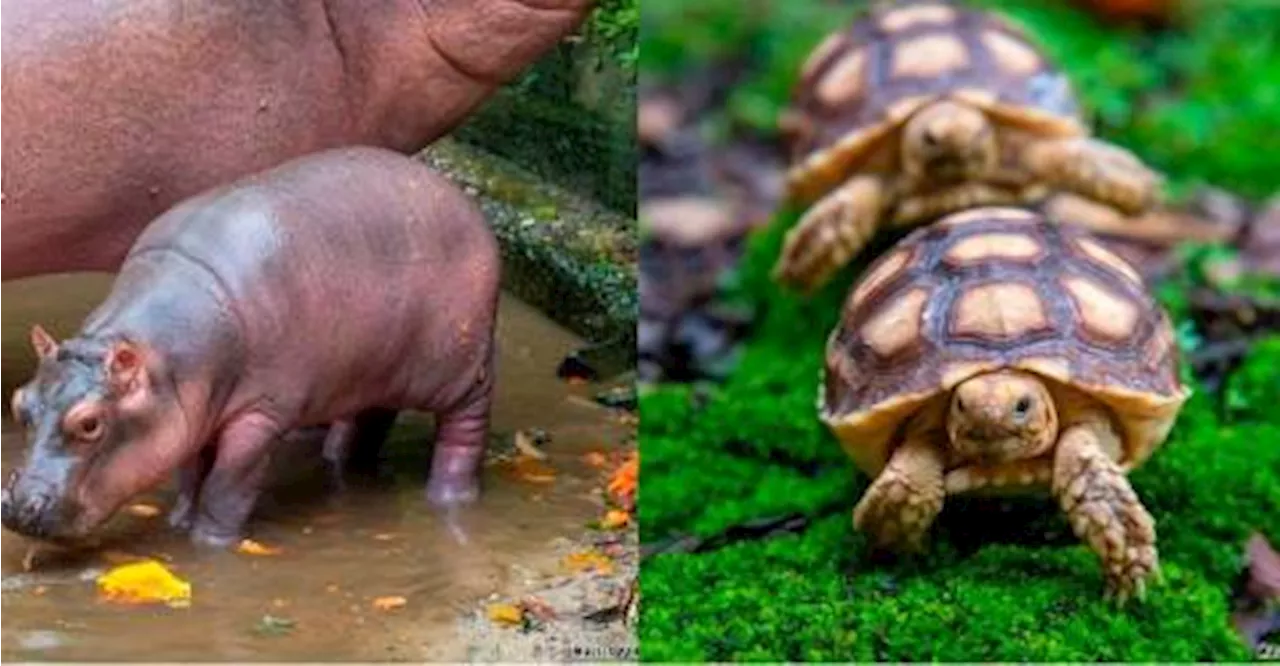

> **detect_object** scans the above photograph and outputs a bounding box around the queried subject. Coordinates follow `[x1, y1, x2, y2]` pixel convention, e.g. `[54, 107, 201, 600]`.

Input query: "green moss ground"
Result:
[639, 1, 1280, 661]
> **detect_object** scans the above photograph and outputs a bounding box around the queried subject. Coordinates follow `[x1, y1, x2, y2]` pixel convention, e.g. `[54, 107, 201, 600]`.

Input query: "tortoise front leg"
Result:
[1052, 416, 1159, 603]
[1022, 137, 1161, 215]
[773, 175, 887, 293]
[853, 431, 946, 553]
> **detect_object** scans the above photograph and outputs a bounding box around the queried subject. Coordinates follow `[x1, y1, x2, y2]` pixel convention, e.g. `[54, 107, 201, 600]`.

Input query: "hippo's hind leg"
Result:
[320, 409, 399, 492]
[424, 365, 494, 508]
[348, 408, 399, 476]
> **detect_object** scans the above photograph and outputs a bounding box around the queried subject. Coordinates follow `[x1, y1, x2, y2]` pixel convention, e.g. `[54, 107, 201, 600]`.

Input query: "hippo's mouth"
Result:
[1, 485, 102, 543]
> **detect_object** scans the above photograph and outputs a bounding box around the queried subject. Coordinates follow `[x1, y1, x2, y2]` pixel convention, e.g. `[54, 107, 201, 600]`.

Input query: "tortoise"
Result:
[774, 0, 1163, 291]
[821, 206, 1189, 600]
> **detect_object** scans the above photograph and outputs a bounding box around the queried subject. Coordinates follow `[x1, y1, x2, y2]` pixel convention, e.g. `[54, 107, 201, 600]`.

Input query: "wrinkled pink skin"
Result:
[4, 148, 500, 547]
[1, 0, 592, 280]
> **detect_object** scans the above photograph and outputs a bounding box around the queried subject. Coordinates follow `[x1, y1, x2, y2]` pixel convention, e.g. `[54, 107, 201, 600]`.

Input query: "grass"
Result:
[638, 0, 1280, 661]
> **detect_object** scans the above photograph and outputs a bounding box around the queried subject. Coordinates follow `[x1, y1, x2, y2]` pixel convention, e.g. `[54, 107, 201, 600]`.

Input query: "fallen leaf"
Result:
[236, 539, 282, 556]
[508, 455, 557, 484]
[513, 430, 548, 460]
[254, 614, 296, 637]
[519, 596, 558, 622]
[600, 510, 631, 530]
[487, 603, 525, 626]
[372, 533, 397, 542]
[32, 586, 47, 596]
[607, 453, 638, 508]
[583, 452, 608, 468]
[22, 547, 39, 572]
[126, 503, 162, 518]
[325, 584, 340, 593]
[562, 549, 615, 575]
[272, 598, 289, 608]
[96, 560, 191, 608]
[372, 595, 407, 611]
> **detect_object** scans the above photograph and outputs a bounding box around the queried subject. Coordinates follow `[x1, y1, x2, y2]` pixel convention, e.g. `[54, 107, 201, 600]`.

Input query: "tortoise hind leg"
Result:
[773, 175, 886, 293]
[1051, 413, 1159, 603]
[1022, 137, 1161, 215]
[853, 430, 946, 553]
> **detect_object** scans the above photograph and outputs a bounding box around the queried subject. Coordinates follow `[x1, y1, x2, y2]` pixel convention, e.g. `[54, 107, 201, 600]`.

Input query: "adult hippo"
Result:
[1, 0, 591, 279]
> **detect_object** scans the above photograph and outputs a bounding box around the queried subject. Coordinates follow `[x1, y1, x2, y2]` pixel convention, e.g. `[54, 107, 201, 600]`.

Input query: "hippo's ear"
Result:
[30, 325, 58, 360]
[105, 340, 145, 395]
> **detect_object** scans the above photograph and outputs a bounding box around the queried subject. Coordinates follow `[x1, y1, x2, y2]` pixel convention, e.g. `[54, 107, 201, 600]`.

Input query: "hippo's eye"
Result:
[74, 415, 105, 441]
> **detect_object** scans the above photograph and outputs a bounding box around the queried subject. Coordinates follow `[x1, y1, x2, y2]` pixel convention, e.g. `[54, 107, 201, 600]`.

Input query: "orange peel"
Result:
[96, 560, 191, 608]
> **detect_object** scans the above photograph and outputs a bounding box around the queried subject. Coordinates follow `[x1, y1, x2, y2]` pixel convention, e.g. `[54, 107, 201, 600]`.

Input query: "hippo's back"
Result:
[125, 147, 499, 410]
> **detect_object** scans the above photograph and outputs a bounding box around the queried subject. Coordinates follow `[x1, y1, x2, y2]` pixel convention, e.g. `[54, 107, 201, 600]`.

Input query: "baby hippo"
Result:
[2, 147, 499, 546]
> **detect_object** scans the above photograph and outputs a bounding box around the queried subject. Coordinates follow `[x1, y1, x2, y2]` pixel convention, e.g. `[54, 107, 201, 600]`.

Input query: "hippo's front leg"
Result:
[190, 413, 283, 547]
[425, 392, 492, 507]
[168, 447, 214, 531]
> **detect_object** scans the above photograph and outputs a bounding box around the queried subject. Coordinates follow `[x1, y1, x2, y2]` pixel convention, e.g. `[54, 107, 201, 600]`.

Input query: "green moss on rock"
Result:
[454, 0, 637, 213]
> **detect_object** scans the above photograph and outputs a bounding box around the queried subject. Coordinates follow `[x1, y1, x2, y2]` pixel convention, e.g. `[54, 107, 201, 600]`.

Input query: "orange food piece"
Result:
[607, 452, 638, 505]
[487, 603, 525, 625]
[509, 455, 557, 484]
[96, 560, 192, 608]
[126, 503, 162, 518]
[372, 596, 407, 611]
[562, 549, 615, 575]
[600, 509, 631, 529]
[236, 539, 282, 556]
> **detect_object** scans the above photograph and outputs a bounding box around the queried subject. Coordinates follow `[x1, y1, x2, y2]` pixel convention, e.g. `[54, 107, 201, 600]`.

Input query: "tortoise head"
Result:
[902, 100, 998, 182]
[946, 369, 1058, 462]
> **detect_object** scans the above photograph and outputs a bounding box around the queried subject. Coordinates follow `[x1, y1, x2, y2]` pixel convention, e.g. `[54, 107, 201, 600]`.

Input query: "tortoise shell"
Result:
[820, 207, 1189, 477]
[783, 0, 1085, 203]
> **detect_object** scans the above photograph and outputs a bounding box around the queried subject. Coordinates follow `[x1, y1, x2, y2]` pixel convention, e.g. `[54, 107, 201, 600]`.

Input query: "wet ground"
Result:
[0, 274, 634, 662]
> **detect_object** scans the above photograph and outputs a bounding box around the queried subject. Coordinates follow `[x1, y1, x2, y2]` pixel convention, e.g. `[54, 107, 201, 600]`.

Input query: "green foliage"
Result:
[591, 0, 641, 71]
[638, 1, 1280, 659]
[454, 0, 638, 213]
[1225, 337, 1280, 425]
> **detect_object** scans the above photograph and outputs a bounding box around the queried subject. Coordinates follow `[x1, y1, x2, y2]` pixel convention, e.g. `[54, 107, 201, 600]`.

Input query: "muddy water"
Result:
[0, 274, 632, 662]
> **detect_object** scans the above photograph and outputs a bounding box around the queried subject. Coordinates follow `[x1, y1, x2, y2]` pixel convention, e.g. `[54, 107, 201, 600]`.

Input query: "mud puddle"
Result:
[0, 273, 633, 662]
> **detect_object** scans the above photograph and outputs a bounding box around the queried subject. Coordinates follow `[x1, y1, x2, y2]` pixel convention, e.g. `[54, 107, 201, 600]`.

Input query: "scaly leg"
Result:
[773, 175, 886, 293]
[189, 412, 282, 548]
[853, 430, 946, 553]
[1023, 137, 1161, 215]
[1052, 417, 1159, 602]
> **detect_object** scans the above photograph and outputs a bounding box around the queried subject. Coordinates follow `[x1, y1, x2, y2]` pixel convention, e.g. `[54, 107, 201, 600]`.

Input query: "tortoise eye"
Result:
[954, 397, 967, 414]
[1013, 397, 1032, 419]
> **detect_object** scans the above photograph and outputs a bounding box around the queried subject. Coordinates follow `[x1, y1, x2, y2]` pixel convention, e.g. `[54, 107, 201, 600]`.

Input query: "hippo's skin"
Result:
[1, 0, 590, 280]
[1, 147, 500, 546]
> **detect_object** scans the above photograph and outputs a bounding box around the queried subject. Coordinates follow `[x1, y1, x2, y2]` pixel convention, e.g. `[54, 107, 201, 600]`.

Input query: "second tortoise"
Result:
[775, 0, 1162, 291]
